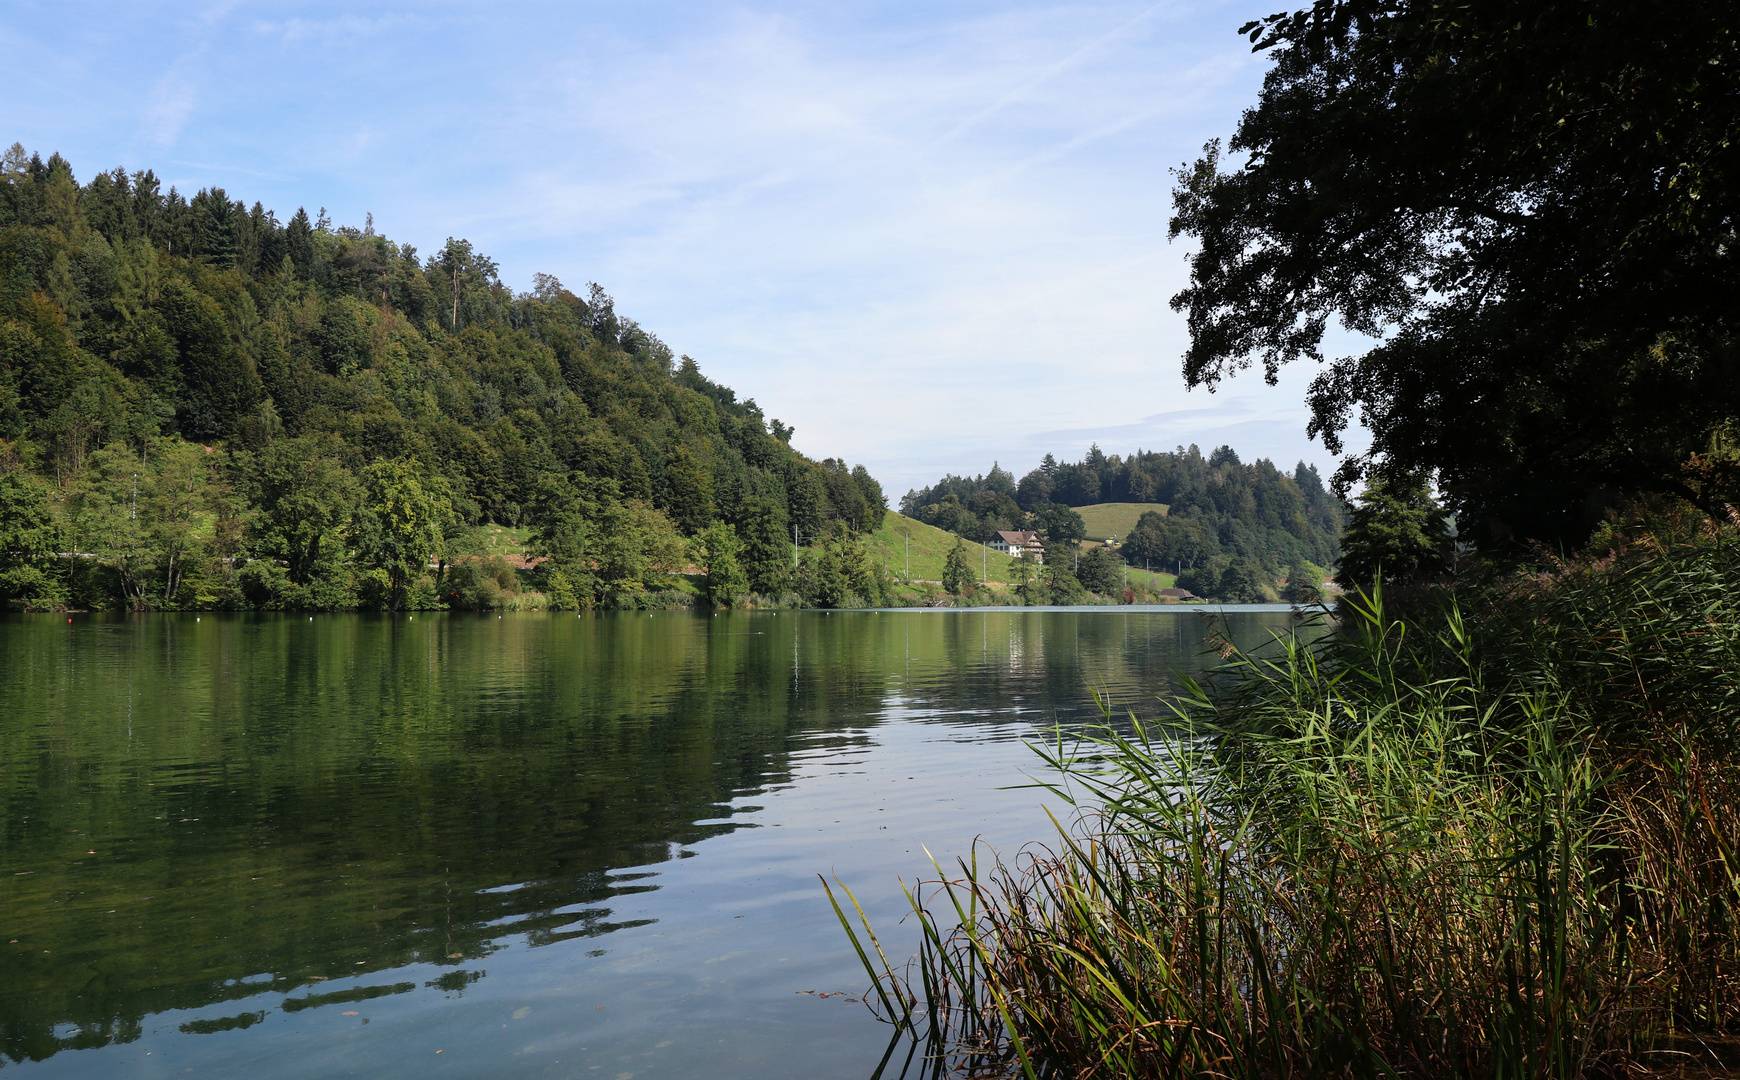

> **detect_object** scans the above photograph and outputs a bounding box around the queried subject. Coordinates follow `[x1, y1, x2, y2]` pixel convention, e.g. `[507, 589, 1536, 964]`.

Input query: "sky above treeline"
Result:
[9, 0, 1367, 497]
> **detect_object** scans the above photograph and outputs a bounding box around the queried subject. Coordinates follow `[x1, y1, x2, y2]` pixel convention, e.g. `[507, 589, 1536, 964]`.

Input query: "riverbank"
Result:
[841, 512, 1740, 1078]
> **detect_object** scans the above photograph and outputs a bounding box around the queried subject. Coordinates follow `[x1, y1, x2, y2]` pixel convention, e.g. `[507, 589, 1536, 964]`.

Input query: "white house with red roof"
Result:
[988, 530, 1045, 564]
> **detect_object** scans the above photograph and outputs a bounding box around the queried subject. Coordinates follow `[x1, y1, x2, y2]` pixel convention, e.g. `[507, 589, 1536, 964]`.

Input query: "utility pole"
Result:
[901, 530, 911, 578]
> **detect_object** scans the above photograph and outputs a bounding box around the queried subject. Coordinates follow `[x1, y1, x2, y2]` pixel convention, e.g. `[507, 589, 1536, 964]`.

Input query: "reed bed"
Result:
[832, 535, 1740, 1079]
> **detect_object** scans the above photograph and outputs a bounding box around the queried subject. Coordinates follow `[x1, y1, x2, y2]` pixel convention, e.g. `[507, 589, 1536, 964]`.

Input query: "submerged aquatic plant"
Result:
[834, 559, 1740, 1079]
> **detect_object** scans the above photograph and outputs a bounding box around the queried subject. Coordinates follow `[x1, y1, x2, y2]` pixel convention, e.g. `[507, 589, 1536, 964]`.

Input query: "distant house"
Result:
[988, 530, 1045, 564]
[1158, 587, 1196, 601]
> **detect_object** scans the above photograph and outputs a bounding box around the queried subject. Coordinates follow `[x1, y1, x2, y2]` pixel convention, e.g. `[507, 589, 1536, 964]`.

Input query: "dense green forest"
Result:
[903, 444, 1344, 601]
[0, 145, 890, 611]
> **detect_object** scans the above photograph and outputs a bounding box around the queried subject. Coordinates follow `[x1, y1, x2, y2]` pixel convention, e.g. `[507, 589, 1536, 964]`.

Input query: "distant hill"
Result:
[902, 443, 1343, 603]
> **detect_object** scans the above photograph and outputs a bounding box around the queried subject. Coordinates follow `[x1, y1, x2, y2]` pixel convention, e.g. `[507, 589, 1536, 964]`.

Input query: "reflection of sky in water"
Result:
[0, 608, 1313, 1079]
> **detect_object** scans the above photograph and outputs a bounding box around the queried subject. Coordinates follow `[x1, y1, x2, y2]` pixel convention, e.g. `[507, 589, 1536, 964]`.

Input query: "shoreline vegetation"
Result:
[833, 506, 1740, 1078]
[1, 503, 1296, 614]
[0, 144, 1318, 617]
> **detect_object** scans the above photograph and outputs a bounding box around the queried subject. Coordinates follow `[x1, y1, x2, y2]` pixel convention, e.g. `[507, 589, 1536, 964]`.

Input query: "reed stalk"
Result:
[838, 538, 1740, 1078]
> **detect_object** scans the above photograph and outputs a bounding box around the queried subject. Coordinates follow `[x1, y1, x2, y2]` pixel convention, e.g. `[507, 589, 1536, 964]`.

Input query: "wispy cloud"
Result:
[249, 13, 418, 44]
[143, 72, 197, 145]
[929, 0, 1180, 149]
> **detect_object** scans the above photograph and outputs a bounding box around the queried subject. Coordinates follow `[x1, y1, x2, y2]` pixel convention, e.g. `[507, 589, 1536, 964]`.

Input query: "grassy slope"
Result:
[863, 513, 1177, 593]
[1074, 502, 1168, 544]
[1121, 564, 1178, 591]
[478, 524, 534, 558]
[863, 513, 1024, 583]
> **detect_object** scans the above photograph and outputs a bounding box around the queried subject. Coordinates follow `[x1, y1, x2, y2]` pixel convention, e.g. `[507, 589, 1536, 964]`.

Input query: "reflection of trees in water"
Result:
[0, 609, 1306, 1064]
[893, 609, 1300, 722]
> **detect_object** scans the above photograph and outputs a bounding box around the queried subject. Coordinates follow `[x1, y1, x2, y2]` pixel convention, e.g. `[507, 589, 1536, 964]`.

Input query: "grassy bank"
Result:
[862, 513, 1024, 584]
[1075, 502, 1169, 544]
[835, 516, 1740, 1077]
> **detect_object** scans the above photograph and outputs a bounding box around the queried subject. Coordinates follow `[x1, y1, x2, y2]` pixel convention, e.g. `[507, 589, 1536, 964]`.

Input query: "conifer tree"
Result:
[942, 539, 972, 595]
[285, 207, 314, 278]
[1284, 557, 1322, 605]
[695, 521, 747, 608]
[737, 496, 790, 597]
[1338, 476, 1451, 592]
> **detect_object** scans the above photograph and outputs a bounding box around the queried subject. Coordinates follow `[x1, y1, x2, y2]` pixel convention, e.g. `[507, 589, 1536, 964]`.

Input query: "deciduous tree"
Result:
[1029, 502, 1086, 553]
[0, 469, 64, 609]
[354, 457, 453, 610]
[1170, 0, 1740, 547]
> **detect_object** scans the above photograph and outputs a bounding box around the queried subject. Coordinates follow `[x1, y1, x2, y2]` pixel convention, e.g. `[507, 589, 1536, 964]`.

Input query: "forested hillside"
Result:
[903, 444, 1343, 601]
[0, 145, 885, 611]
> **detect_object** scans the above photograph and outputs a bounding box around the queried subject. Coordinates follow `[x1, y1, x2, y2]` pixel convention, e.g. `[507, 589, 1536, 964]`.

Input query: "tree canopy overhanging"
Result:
[1169, 0, 1740, 548]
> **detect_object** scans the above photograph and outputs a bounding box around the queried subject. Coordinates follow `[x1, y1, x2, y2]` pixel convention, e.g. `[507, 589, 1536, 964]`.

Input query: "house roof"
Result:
[994, 530, 1043, 546]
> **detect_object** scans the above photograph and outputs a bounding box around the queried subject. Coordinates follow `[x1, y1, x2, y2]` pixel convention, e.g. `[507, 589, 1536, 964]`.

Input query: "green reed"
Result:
[834, 540, 1740, 1078]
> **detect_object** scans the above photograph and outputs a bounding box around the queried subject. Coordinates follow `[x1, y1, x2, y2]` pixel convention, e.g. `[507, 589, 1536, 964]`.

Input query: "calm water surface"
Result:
[0, 607, 1306, 1078]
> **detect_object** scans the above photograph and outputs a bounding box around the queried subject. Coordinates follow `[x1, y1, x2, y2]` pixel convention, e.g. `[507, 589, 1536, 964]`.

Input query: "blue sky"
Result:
[8, 1, 1363, 497]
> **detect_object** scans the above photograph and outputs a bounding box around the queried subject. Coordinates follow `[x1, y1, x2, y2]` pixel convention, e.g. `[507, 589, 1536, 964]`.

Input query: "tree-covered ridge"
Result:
[0, 145, 885, 610]
[902, 443, 1344, 602]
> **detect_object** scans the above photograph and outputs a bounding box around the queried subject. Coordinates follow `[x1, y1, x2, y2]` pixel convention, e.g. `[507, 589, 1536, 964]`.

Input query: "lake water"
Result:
[0, 607, 1306, 1079]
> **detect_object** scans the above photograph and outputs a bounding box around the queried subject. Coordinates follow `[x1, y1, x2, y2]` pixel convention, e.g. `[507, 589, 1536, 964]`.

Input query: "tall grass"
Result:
[832, 535, 1740, 1078]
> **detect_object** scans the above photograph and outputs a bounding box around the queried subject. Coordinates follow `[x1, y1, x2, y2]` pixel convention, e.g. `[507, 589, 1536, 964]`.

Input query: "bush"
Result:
[443, 556, 522, 610]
